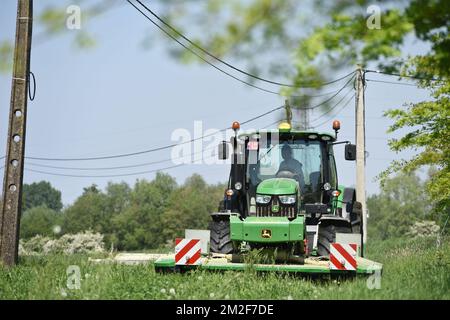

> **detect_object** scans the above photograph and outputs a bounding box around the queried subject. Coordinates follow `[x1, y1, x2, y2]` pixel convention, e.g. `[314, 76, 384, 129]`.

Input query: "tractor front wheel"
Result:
[209, 217, 234, 254]
[317, 223, 352, 257]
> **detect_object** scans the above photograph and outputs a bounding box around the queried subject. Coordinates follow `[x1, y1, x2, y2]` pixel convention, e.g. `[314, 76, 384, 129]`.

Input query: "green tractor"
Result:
[209, 120, 363, 263]
[155, 120, 381, 274]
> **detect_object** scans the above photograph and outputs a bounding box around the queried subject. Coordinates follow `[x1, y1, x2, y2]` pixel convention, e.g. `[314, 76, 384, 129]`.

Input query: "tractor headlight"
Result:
[256, 195, 271, 204]
[279, 195, 296, 204]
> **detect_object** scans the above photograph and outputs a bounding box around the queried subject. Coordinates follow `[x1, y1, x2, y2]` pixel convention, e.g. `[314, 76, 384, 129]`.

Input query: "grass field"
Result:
[0, 237, 449, 300]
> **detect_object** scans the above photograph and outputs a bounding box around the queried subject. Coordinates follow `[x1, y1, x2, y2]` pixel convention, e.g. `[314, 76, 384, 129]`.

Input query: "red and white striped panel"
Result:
[175, 238, 202, 266]
[329, 243, 358, 271]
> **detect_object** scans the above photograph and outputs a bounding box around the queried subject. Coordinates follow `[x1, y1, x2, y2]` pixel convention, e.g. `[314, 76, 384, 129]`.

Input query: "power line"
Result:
[23, 104, 284, 162]
[25, 163, 186, 178]
[262, 120, 282, 129]
[126, 0, 293, 97]
[309, 86, 354, 124]
[20, 93, 366, 179]
[134, 0, 355, 89]
[26, 156, 176, 171]
[22, 89, 354, 174]
[25, 107, 280, 171]
[365, 69, 446, 82]
[127, 0, 355, 98]
[265, 85, 354, 129]
[308, 93, 355, 129]
[25, 144, 217, 171]
[26, 90, 353, 172]
[300, 75, 354, 110]
[28, 112, 283, 170]
[240, 106, 283, 125]
[365, 78, 419, 87]
[16, 82, 353, 163]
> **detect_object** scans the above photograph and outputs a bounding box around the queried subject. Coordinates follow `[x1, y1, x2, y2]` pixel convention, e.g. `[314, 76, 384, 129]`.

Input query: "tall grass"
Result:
[0, 237, 449, 299]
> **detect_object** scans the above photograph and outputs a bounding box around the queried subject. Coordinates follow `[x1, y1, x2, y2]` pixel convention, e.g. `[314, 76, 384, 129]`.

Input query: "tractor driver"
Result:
[278, 144, 306, 190]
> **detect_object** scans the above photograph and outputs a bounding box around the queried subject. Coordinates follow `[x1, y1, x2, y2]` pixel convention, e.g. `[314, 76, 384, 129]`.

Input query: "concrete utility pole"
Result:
[355, 66, 367, 244]
[284, 99, 292, 126]
[0, 0, 33, 266]
[301, 108, 310, 130]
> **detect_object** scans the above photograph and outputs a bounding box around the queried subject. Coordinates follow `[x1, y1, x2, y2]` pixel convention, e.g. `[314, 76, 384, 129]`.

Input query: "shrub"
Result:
[407, 220, 441, 238]
[19, 231, 105, 255]
[19, 235, 51, 255]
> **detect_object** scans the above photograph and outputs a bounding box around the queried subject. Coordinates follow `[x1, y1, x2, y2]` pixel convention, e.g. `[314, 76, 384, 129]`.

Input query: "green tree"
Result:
[104, 182, 131, 216]
[161, 174, 225, 242]
[20, 205, 62, 239]
[111, 173, 177, 250]
[22, 181, 63, 212]
[62, 184, 107, 234]
[379, 0, 450, 219]
[382, 85, 450, 220]
[367, 171, 432, 240]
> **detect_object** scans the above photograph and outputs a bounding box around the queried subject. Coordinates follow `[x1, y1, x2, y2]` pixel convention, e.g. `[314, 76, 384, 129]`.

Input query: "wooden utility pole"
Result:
[355, 66, 367, 244]
[0, 0, 33, 266]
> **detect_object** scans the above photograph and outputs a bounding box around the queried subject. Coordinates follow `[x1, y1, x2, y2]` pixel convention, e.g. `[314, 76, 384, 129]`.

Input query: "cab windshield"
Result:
[247, 138, 324, 203]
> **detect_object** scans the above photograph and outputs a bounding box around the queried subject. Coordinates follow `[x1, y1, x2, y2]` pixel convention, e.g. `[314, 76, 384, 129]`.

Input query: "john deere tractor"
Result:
[209, 121, 363, 262]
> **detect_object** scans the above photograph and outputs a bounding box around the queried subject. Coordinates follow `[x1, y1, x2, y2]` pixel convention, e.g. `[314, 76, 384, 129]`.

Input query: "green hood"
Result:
[256, 178, 298, 195]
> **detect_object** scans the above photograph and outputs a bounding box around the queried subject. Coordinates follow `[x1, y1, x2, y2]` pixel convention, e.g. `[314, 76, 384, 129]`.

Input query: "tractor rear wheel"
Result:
[317, 223, 352, 257]
[209, 218, 234, 254]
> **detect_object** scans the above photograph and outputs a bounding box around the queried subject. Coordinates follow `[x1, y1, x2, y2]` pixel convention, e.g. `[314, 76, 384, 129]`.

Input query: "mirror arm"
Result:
[331, 140, 351, 146]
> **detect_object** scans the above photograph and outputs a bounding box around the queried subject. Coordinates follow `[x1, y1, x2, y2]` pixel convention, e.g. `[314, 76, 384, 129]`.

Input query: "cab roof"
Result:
[238, 129, 337, 142]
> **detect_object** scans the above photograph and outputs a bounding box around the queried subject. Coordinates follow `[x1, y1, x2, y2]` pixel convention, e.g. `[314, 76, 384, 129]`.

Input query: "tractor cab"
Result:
[245, 129, 337, 218]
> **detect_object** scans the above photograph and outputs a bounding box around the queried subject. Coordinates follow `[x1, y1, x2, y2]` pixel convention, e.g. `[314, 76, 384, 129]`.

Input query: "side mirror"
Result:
[218, 141, 229, 160]
[345, 144, 356, 161]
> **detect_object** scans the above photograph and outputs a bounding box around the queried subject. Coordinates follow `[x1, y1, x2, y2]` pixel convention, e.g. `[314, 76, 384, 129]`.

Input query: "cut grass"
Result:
[0, 237, 449, 299]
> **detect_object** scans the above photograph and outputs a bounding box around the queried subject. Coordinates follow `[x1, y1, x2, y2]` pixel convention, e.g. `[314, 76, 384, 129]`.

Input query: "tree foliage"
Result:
[22, 181, 63, 212]
[34, 173, 226, 250]
[161, 174, 223, 242]
[20, 205, 62, 239]
[367, 171, 432, 240]
[382, 83, 450, 218]
[62, 184, 107, 235]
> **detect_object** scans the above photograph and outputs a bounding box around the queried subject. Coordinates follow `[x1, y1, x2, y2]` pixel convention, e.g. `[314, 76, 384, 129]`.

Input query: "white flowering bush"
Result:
[407, 220, 440, 239]
[19, 235, 51, 255]
[19, 231, 105, 255]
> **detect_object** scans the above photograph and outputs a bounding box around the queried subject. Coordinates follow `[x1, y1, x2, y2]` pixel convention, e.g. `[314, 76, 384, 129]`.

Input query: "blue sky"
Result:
[0, 0, 432, 205]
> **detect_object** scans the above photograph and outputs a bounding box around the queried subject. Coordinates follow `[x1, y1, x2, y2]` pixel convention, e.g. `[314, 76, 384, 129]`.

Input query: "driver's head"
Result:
[281, 144, 293, 160]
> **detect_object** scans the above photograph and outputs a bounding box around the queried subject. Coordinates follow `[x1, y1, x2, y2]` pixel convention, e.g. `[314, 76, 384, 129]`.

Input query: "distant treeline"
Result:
[16, 173, 225, 250]
[7, 170, 443, 251]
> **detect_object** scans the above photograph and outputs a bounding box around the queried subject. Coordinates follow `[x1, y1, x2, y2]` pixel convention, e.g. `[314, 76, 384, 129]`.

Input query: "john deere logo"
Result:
[261, 229, 272, 239]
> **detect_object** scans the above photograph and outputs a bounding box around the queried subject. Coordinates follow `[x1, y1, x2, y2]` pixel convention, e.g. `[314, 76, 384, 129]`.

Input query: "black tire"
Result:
[350, 201, 364, 256]
[218, 200, 225, 212]
[350, 201, 362, 233]
[209, 218, 234, 254]
[317, 223, 352, 257]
